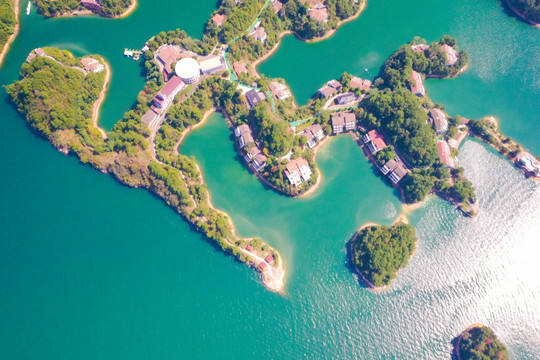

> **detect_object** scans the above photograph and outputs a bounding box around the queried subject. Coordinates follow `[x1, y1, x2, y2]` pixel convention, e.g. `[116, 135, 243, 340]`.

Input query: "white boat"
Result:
[26, 1, 31, 15]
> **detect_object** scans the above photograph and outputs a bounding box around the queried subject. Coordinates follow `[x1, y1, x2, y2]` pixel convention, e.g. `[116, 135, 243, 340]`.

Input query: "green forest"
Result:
[507, 0, 540, 23]
[0, 0, 16, 49]
[351, 223, 416, 287]
[34, 0, 133, 17]
[7, 51, 105, 145]
[457, 326, 509, 360]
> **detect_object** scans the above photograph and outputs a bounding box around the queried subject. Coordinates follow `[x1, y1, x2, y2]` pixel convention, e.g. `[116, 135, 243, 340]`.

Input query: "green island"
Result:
[454, 324, 509, 360]
[350, 220, 416, 289]
[33, 0, 136, 18]
[0, 0, 18, 67]
[505, 0, 540, 27]
[6, 0, 540, 293]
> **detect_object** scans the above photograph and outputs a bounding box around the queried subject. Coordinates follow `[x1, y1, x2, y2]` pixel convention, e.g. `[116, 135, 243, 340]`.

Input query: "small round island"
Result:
[454, 324, 509, 360]
[175, 57, 200, 84]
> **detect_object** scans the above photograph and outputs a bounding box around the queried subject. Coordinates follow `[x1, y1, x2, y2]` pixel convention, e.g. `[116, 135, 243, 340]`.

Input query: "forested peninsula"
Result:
[454, 325, 509, 360]
[7, 47, 285, 293]
[34, 0, 135, 18]
[0, 0, 18, 66]
[350, 222, 416, 289]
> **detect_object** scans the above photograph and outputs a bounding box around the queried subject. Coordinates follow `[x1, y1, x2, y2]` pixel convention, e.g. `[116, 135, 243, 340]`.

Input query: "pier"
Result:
[124, 48, 143, 61]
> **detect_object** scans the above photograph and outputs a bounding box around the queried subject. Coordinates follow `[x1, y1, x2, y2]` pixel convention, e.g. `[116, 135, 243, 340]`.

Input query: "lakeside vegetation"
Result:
[506, 0, 540, 23]
[7, 50, 105, 146]
[0, 0, 16, 51]
[34, 0, 133, 17]
[7, 47, 284, 291]
[351, 222, 416, 288]
[456, 325, 509, 360]
[356, 36, 477, 214]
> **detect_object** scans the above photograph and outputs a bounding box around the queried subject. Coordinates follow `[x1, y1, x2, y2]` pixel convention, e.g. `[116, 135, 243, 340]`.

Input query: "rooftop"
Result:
[309, 7, 328, 22]
[350, 77, 371, 90]
[233, 62, 247, 76]
[158, 45, 182, 73]
[159, 75, 184, 98]
[212, 13, 226, 26]
[441, 44, 459, 66]
[175, 57, 200, 80]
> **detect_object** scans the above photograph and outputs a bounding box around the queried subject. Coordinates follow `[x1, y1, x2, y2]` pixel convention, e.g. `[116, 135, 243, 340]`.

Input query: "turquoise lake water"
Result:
[1, 0, 539, 358]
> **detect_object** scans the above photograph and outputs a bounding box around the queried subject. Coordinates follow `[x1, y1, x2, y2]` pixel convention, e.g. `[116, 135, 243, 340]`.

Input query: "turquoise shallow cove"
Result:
[1, 0, 539, 359]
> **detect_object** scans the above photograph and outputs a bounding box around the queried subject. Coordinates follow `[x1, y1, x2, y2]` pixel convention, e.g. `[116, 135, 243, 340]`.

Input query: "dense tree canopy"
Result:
[7, 53, 103, 142]
[34, 0, 133, 17]
[352, 223, 416, 287]
[362, 88, 438, 167]
[507, 0, 540, 23]
[457, 326, 509, 360]
[0, 0, 16, 49]
[252, 103, 294, 156]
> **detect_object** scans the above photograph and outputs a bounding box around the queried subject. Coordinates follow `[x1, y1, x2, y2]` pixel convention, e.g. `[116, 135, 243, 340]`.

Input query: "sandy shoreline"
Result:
[0, 0, 21, 68]
[92, 57, 110, 139]
[426, 63, 469, 79]
[296, 0, 367, 44]
[174, 106, 220, 155]
[252, 0, 367, 73]
[297, 135, 333, 198]
[192, 145, 286, 294]
[503, 0, 540, 28]
[51, 0, 137, 19]
[250, 31, 292, 77]
[161, 107, 286, 294]
[113, 0, 137, 19]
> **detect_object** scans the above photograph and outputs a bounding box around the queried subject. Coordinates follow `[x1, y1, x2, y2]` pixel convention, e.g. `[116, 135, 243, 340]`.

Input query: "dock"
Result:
[124, 49, 143, 61]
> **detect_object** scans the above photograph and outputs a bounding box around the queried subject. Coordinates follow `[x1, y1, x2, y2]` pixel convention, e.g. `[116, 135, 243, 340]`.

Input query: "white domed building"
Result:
[175, 58, 200, 84]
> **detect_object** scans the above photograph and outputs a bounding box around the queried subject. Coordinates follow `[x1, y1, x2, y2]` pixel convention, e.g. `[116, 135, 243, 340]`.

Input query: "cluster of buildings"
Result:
[363, 130, 409, 184]
[235, 124, 267, 172]
[142, 75, 185, 129]
[284, 157, 313, 187]
[331, 112, 356, 134]
[156, 45, 226, 82]
[142, 44, 232, 129]
[318, 79, 342, 98]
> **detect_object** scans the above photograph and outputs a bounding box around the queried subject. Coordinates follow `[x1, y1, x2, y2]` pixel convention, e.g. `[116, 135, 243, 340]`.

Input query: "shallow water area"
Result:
[1, 0, 539, 358]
